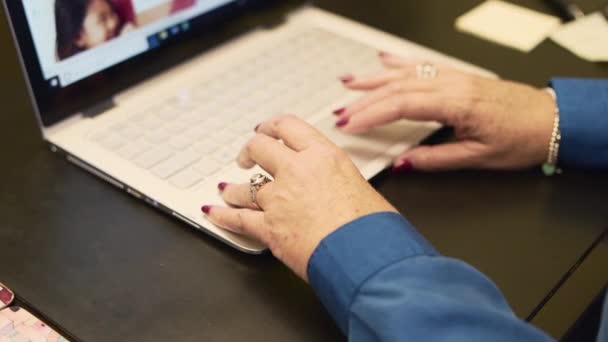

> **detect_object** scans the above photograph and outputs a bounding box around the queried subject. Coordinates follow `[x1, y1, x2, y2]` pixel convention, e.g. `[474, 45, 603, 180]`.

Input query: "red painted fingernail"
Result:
[392, 160, 414, 173]
[218, 182, 228, 192]
[333, 107, 346, 115]
[201, 205, 212, 214]
[339, 74, 354, 83]
[336, 117, 350, 128]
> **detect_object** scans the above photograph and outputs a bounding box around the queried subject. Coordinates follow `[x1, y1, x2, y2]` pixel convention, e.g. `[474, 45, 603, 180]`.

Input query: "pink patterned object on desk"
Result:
[0, 307, 70, 341]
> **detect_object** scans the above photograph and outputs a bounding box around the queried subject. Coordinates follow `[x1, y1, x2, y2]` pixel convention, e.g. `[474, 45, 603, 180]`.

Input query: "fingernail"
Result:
[201, 205, 212, 215]
[339, 74, 354, 83]
[218, 182, 228, 192]
[336, 117, 350, 128]
[333, 107, 346, 115]
[378, 51, 390, 57]
[392, 160, 414, 173]
[254, 124, 260, 132]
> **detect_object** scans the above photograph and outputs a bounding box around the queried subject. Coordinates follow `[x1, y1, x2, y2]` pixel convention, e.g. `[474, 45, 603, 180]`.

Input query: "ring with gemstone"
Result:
[250, 173, 272, 203]
[416, 62, 438, 79]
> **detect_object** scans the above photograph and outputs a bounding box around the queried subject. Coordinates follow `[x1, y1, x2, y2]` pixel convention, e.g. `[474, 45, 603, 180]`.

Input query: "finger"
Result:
[333, 80, 436, 118]
[220, 183, 260, 210]
[238, 133, 296, 174]
[393, 142, 486, 172]
[379, 52, 418, 69]
[203, 206, 266, 241]
[379, 54, 457, 78]
[342, 68, 417, 91]
[256, 114, 332, 151]
[338, 92, 447, 134]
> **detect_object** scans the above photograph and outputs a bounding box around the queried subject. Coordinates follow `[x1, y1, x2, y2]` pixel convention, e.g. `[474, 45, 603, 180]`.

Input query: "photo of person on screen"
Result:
[55, 0, 137, 60]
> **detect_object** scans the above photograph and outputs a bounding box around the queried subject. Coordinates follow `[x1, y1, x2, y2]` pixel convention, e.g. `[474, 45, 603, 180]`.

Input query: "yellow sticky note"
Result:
[551, 12, 608, 62]
[455, 0, 561, 52]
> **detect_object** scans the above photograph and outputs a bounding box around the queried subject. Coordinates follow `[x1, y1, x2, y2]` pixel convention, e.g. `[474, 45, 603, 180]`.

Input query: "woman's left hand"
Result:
[334, 53, 557, 172]
[201, 115, 397, 281]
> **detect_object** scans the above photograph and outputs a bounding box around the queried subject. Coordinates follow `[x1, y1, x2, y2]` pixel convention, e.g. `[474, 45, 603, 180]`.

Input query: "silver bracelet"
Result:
[542, 88, 562, 176]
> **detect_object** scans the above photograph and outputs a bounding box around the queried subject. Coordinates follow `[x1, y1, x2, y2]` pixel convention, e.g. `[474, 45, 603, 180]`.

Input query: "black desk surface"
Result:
[1, 0, 607, 341]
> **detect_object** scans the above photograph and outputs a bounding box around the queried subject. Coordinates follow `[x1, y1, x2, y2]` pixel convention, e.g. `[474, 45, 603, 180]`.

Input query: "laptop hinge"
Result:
[82, 98, 116, 118]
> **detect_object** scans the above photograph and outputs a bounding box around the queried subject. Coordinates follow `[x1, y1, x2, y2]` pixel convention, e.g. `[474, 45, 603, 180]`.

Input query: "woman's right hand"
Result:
[334, 53, 558, 172]
[203, 116, 397, 281]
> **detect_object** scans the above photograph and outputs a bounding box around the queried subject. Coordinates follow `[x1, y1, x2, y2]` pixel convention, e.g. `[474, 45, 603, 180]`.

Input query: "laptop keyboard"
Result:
[90, 29, 381, 189]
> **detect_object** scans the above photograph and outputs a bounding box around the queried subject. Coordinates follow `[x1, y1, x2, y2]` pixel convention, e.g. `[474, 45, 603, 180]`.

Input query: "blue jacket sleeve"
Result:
[549, 78, 608, 169]
[307, 212, 558, 342]
[599, 296, 608, 342]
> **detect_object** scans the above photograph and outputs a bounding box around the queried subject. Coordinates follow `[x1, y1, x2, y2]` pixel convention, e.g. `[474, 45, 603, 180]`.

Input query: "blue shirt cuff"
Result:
[307, 212, 438, 334]
[549, 78, 608, 169]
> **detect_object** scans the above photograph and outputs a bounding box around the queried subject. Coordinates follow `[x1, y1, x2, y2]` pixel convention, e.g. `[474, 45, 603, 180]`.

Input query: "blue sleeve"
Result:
[599, 296, 608, 342]
[549, 78, 608, 169]
[307, 212, 556, 342]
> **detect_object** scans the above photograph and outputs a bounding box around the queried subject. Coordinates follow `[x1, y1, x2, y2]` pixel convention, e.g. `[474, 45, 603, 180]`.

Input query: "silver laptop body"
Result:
[4, 1, 493, 253]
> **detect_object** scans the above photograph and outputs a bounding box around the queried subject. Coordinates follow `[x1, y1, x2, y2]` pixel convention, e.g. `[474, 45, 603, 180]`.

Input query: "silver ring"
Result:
[416, 62, 438, 79]
[250, 173, 272, 203]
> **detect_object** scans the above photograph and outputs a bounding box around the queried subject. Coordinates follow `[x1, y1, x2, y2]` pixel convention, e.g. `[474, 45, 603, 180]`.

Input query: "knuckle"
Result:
[398, 68, 414, 79]
[236, 211, 247, 230]
[274, 114, 298, 128]
[316, 145, 348, 165]
[387, 82, 404, 94]
[459, 77, 481, 105]
[275, 117, 295, 132]
[245, 135, 262, 153]
[280, 158, 299, 174]
[384, 96, 403, 114]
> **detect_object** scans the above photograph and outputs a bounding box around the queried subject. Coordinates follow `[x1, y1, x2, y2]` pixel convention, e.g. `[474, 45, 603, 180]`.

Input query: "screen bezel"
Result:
[3, 0, 271, 127]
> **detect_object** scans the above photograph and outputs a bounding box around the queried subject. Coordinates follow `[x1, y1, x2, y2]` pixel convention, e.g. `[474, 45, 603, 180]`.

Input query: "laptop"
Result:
[3, 0, 492, 254]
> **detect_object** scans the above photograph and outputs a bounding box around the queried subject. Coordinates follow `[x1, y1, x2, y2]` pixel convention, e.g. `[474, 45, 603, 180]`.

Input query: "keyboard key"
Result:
[128, 112, 148, 123]
[151, 150, 201, 179]
[231, 133, 253, 148]
[166, 94, 196, 111]
[156, 106, 181, 120]
[165, 121, 189, 134]
[90, 130, 109, 142]
[139, 116, 164, 130]
[212, 146, 237, 165]
[120, 125, 144, 140]
[181, 111, 207, 125]
[202, 117, 224, 131]
[110, 123, 129, 132]
[232, 121, 254, 136]
[98, 133, 127, 150]
[133, 146, 174, 169]
[169, 168, 205, 189]
[184, 125, 211, 141]
[117, 140, 151, 160]
[144, 130, 171, 144]
[193, 139, 221, 155]
[193, 157, 223, 176]
[210, 130, 238, 145]
[168, 135, 197, 150]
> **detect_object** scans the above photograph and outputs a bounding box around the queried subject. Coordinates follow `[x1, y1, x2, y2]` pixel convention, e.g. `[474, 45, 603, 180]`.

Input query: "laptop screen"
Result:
[22, 0, 234, 88]
[4, 0, 269, 127]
